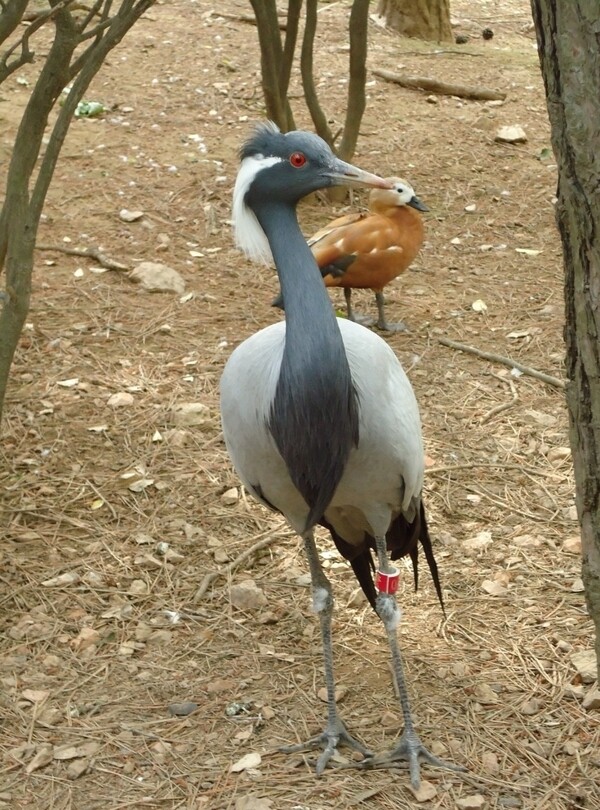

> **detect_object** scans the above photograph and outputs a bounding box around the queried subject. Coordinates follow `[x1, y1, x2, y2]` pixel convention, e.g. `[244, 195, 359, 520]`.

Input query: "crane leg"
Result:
[374, 291, 409, 333]
[279, 530, 372, 774]
[358, 534, 466, 788]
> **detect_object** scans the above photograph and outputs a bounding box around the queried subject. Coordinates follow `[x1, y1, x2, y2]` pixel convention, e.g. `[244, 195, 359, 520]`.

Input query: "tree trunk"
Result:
[530, 0, 600, 679]
[377, 0, 452, 43]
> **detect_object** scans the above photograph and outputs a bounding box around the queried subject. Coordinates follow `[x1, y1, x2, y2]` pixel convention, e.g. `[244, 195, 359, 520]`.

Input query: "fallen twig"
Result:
[481, 375, 518, 423]
[438, 336, 565, 389]
[36, 243, 129, 271]
[373, 69, 506, 101]
[193, 523, 288, 603]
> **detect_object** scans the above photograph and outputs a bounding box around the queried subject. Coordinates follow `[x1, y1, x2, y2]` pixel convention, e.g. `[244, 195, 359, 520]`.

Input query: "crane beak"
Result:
[326, 159, 393, 190]
[408, 194, 429, 212]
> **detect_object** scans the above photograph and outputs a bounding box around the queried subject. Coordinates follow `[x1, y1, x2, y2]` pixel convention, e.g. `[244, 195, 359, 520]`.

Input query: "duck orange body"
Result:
[310, 178, 428, 331]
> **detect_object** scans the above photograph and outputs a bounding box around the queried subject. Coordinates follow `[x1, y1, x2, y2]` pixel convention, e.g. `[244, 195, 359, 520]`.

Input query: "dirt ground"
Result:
[1, 0, 599, 808]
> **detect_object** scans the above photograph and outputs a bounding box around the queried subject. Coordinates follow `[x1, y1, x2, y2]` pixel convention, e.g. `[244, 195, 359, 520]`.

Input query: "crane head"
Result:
[233, 121, 392, 264]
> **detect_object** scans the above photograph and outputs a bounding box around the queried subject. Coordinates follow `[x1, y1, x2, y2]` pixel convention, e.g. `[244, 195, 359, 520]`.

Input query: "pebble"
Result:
[230, 579, 267, 611]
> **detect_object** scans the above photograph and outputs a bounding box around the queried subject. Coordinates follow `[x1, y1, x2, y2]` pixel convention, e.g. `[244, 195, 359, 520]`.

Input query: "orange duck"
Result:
[274, 177, 428, 331]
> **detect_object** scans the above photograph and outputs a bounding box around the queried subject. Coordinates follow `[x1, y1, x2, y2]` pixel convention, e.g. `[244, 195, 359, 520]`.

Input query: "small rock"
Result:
[119, 208, 144, 222]
[170, 402, 211, 427]
[347, 587, 367, 608]
[425, 94, 438, 104]
[571, 650, 597, 683]
[107, 391, 134, 408]
[562, 535, 582, 555]
[71, 627, 100, 652]
[130, 262, 185, 294]
[582, 688, 600, 710]
[457, 795, 486, 810]
[481, 751, 499, 775]
[547, 446, 571, 463]
[53, 745, 81, 761]
[520, 698, 542, 715]
[128, 579, 149, 595]
[168, 701, 198, 716]
[380, 710, 399, 728]
[213, 548, 230, 564]
[230, 580, 267, 611]
[463, 530, 492, 553]
[408, 780, 437, 802]
[317, 685, 347, 703]
[66, 758, 89, 780]
[495, 125, 527, 144]
[556, 639, 572, 653]
[464, 203, 477, 212]
[498, 799, 522, 809]
[162, 428, 189, 447]
[571, 577, 585, 593]
[472, 683, 499, 704]
[221, 487, 239, 505]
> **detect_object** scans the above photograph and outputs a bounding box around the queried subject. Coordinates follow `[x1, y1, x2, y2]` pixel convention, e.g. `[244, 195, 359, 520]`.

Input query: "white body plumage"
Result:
[220, 316, 424, 538]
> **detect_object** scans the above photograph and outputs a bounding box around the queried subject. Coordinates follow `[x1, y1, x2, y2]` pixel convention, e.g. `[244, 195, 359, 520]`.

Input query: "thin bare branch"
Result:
[36, 243, 129, 271]
[0, 0, 28, 49]
[438, 336, 566, 389]
[338, 0, 369, 161]
[301, 0, 332, 147]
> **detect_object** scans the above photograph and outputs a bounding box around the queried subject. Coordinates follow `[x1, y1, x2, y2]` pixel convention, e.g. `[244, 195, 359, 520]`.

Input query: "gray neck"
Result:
[255, 200, 359, 530]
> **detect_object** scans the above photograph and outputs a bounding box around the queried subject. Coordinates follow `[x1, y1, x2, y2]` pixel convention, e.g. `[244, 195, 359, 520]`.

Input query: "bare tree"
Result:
[249, 0, 370, 162]
[377, 0, 452, 42]
[530, 0, 600, 678]
[0, 0, 156, 425]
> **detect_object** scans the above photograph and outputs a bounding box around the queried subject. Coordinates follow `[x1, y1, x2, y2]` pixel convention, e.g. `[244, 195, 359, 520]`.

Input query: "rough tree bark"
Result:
[530, 0, 600, 678]
[0, 0, 156, 426]
[377, 0, 452, 42]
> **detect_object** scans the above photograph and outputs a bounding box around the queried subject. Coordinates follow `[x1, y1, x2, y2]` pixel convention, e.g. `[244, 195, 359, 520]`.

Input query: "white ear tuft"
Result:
[232, 155, 281, 265]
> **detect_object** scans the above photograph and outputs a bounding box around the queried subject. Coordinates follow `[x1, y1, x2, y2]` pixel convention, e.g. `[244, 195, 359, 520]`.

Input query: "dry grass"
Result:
[1, 0, 599, 807]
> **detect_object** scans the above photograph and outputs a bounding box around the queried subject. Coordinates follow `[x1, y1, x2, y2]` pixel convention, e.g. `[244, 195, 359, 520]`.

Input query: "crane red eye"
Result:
[289, 151, 306, 168]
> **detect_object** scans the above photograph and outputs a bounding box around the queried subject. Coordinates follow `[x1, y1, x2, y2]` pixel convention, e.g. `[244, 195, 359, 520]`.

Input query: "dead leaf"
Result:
[235, 796, 273, 810]
[481, 579, 507, 596]
[21, 689, 50, 704]
[42, 571, 80, 587]
[230, 752, 262, 773]
[456, 795, 486, 809]
[26, 745, 54, 773]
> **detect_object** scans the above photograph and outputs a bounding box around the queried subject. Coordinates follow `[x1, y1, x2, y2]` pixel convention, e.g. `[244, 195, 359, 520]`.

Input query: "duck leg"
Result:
[280, 530, 372, 774]
[358, 535, 465, 788]
[374, 291, 409, 333]
[343, 288, 377, 327]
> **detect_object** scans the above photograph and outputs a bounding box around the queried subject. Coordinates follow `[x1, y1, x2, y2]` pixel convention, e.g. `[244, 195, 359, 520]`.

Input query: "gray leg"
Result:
[375, 290, 409, 332]
[280, 530, 372, 774]
[358, 534, 465, 788]
[345, 287, 376, 327]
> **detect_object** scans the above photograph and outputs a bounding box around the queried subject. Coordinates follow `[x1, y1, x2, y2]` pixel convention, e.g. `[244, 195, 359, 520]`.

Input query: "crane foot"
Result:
[280, 720, 372, 775]
[356, 730, 467, 789]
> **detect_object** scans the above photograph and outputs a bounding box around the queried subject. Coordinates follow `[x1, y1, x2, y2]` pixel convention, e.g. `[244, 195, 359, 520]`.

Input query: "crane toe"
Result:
[357, 730, 467, 788]
[280, 721, 372, 775]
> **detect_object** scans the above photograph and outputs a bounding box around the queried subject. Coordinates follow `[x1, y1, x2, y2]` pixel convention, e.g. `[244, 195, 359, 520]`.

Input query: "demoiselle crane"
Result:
[273, 177, 428, 331]
[220, 121, 462, 787]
